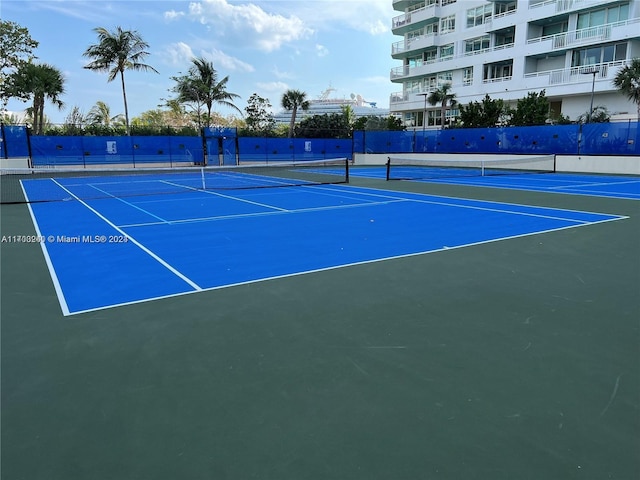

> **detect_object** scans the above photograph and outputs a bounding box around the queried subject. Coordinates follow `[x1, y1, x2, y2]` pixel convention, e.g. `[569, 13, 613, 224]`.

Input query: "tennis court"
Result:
[2, 160, 639, 479]
[351, 157, 640, 200]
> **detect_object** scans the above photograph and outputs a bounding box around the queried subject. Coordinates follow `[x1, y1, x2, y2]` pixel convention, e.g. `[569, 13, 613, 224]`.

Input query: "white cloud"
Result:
[256, 81, 289, 92]
[290, 0, 394, 36]
[316, 44, 329, 57]
[163, 42, 195, 67]
[169, 0, 313, 52]
[202, 48, 255, 73]
[164, 10, 184, 21]
[162, 42, 254, 73]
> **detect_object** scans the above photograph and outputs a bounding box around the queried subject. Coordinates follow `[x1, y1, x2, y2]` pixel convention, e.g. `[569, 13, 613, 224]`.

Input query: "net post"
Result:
[345, 158, 350, 183]
[386, 157, 391, 181]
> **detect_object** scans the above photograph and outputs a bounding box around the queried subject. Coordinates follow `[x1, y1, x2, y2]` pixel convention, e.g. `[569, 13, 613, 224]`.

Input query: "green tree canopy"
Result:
[6, 62, 65, 134]
[281, 89, 310, 138]
[0, 20, 39, 109]
[170, 57, 241, 128]
[511, 90, 549, 126]
[294, 113, 351, 138]
[459, 94, 511, 128]
[83, 26, 158, 135]
[612, 58, 640, 119]
[427, 83, 457, 129]
[243, 93, 276, 135]
[353, 115, 404, 131]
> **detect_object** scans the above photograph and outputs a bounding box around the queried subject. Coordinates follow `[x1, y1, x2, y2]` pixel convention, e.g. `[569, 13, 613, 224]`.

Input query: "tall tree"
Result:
[83, 26, 158, 135]
[0, 20, 39, 110]
[511, 90, 549, 126]
[281, 89, 310, 138]
[171, 57, 241, 128]
[459, 94, 510, 128]
[612, 58, 640, 120]
[427, 83, 457, 129]
[86, 100, 122, 126]
[6, 62, 65, 134]
[244, 93, 276, 135]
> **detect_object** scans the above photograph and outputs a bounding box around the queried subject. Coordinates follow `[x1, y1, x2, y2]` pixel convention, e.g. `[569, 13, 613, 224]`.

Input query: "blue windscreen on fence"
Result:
[2, 125, 30, 158]
[30, 136, 204, 166]
[580, 122, 639, 155]
[4, 122, 638, 166]
[361, 125, 581, 155]
[236, 137, 352, 163]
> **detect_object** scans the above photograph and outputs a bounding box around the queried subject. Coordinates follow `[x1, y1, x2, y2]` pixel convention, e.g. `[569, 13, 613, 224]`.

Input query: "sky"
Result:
[2, 0, 399, 124]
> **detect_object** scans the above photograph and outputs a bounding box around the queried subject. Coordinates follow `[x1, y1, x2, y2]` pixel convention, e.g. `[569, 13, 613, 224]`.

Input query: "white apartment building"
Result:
[390, 0, 640, 128]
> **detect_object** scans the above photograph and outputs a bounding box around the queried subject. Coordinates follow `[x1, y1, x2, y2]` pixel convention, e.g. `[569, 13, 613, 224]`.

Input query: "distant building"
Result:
[389, 0, 640, 129]
[274, 86, 391, 125]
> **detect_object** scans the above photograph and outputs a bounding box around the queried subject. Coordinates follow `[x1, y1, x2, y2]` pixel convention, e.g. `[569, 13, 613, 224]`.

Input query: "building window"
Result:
[424, 49, 437, 62]
[407, 2, 427, 13]
[440, 44, 454, 59]
[577, 4, 629, 29]
[463, 67, 473, 85]
[437, 71, 453, 85]
[571, 43, 627, 66]
[495, 2, 516, 15]
[441, 0, 456, 6]
[405, 80, 422, 93]
[495, 28, 515, 47]
[440, 15, 456, 34]
[465, 35, 490, 54]
[484, 60, 513, 81]
[424, 22, 438, 35]
[466, 5, 492, 28]
[542, 21, 568, 37]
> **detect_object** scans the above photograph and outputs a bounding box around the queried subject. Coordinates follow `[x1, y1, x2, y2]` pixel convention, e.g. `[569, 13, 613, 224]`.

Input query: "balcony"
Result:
[528, 0, 622, 18]
[523, 60, 625, 91]
[392, 33, 439, 58]
[390, 43, 515, 81]
[484, 9, 517, 32]
[526, 18, 640, 56]
[392, 4, 439, 35]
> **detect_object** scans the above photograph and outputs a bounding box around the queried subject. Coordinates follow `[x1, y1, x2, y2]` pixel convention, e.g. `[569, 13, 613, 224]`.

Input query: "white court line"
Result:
[336, 184, 632, 222]
[118, 199, 409, 228]
[548, 179, 640, 189]
[49, 178, 203, 294]
[87, 183, 170, 223]
[159, 179, 289, 212]
[21, 181, 71, 316]
[64, 214, 626, 317]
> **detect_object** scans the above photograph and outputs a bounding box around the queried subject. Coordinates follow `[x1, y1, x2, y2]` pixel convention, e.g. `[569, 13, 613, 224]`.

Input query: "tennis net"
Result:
[386, 155, 556, 181]
[1, 158, 350, 204]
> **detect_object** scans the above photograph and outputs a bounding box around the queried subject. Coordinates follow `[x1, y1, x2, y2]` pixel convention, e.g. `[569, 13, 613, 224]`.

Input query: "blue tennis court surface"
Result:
[23, 176, 626, 315]
[351, 167, 640, 200]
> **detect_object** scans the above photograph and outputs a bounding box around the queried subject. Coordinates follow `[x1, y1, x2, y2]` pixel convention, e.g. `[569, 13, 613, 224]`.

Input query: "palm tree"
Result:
[281, 89, 310, 138]
[83, 26, 158, 135]
[7, 62, 65, 134]
[86, 100, 121, 126]
[612, 58, 640, 120]
[172, 57, 241, 128]
[427, 83, 457, 129]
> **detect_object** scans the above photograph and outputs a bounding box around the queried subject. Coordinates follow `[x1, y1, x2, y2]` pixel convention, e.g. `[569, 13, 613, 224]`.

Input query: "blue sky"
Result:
[2, 0, 398, 124]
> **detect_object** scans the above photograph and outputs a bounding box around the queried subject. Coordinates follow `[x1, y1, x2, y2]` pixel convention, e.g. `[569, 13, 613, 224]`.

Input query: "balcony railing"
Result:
[523, 60, 625, 85]
[392, 33, 439, 55]
[392, 3, 438, 31]
[390, 43, 515, 80]
[527, 18, 639, 48]
[529, 0, 618, 13]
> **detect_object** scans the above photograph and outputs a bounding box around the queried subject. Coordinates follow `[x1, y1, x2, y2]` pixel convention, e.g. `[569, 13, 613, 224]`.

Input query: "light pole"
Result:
[581, 67, 600, 123]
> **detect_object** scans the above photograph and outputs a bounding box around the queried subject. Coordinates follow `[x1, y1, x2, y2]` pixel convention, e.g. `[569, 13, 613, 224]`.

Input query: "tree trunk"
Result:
[289, 107, 297, 138]
[120, 70, 130, 136]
